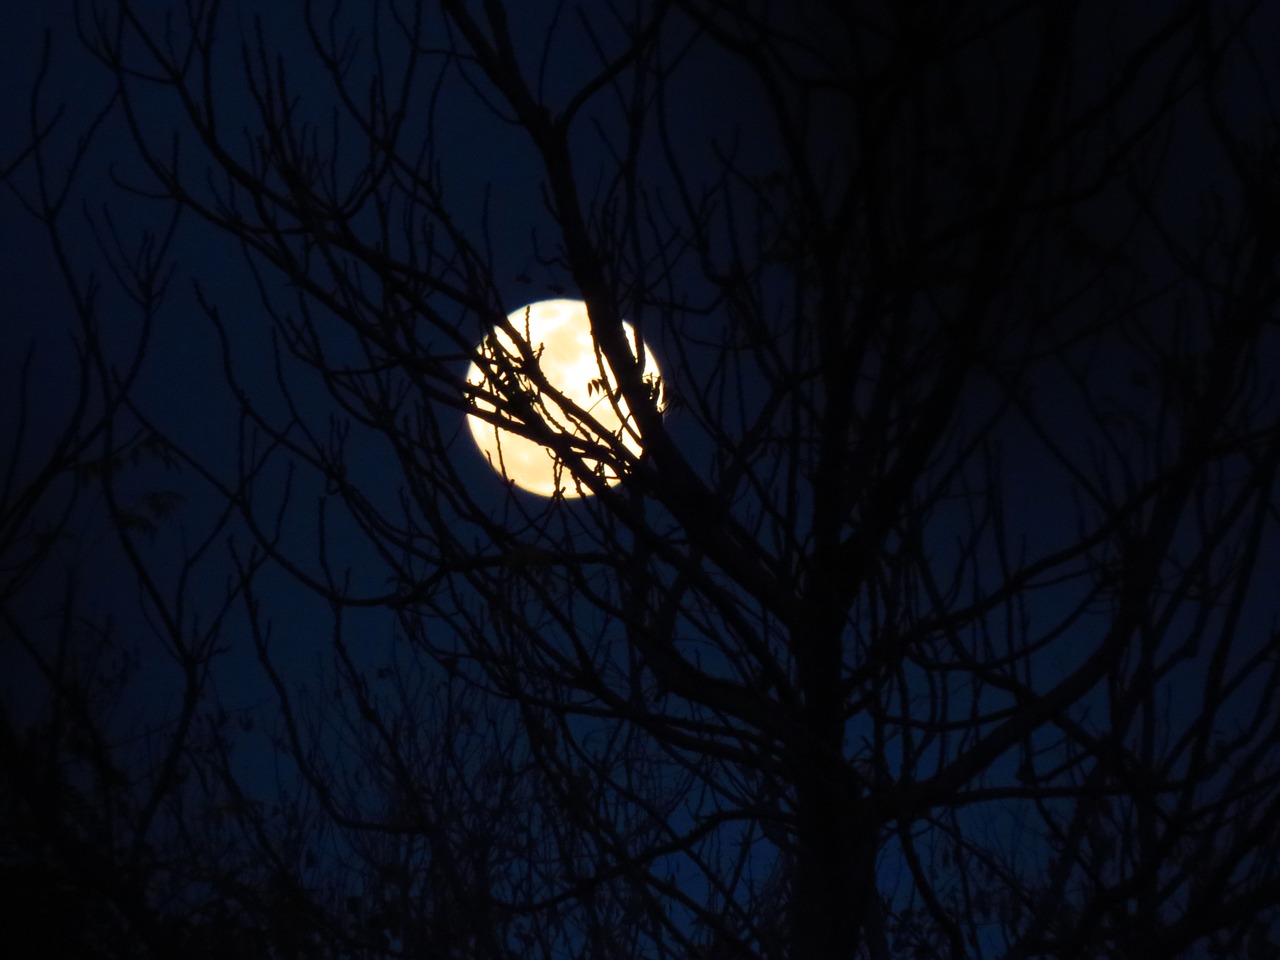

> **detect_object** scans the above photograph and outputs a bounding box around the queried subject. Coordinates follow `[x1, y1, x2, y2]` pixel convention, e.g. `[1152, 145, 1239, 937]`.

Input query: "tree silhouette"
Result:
[5, 1, 1280, 957]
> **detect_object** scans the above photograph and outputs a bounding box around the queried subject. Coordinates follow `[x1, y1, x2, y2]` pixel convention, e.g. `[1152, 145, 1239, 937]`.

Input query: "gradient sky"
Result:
[4, 3, 1280, 956]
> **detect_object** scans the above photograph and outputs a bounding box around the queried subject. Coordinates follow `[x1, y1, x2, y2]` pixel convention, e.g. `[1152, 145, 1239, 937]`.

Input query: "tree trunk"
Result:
[791, 759, 879, 959]
[790, 612, 877, 959]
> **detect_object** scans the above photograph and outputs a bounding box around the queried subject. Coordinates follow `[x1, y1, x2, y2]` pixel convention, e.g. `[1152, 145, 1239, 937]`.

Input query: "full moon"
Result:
[465, 299, 664, 497]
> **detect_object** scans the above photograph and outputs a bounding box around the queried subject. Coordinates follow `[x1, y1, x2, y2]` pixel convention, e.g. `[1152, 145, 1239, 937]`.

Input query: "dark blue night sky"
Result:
[4, 3, 1280, 959]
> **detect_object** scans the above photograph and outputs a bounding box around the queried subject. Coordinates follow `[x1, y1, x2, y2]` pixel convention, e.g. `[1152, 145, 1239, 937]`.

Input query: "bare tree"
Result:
[0, 41, 219, 956]
[8, 0, 1280, 957]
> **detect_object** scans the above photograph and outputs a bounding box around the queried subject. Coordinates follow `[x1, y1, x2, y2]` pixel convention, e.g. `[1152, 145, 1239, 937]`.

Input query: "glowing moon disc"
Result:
[465, 299, 663, 497]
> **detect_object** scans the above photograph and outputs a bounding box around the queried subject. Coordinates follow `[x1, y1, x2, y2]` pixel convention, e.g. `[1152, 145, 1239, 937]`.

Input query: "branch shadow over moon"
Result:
[466, 299, 664, 497]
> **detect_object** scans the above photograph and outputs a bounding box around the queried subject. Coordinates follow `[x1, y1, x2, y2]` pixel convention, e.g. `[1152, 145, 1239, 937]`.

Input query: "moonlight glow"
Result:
[466, 299, 664, 497]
